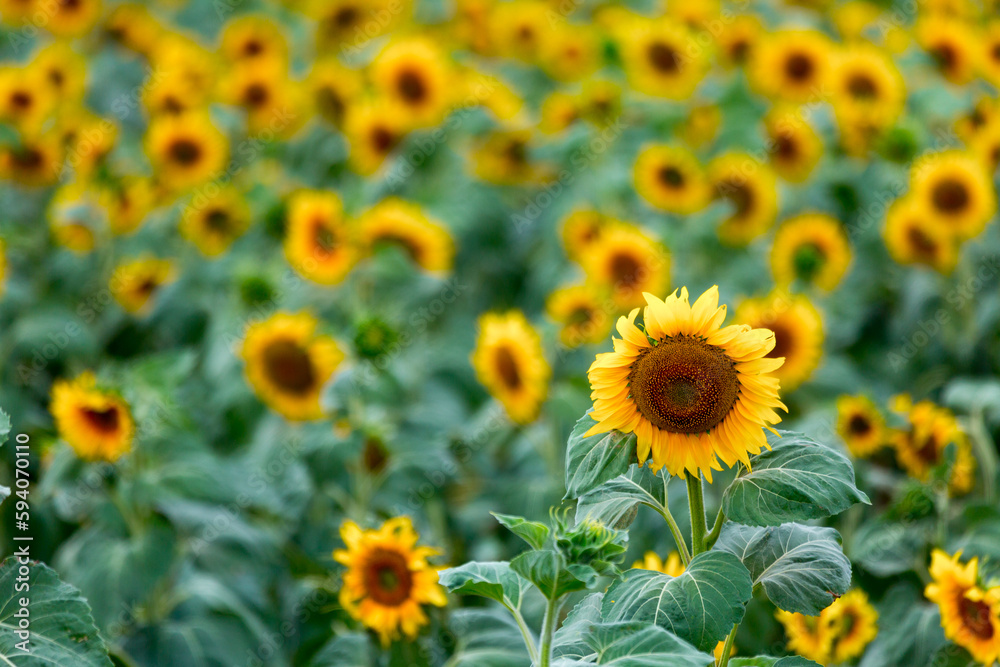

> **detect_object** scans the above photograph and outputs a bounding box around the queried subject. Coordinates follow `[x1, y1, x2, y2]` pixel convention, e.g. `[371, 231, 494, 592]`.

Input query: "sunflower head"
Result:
[110, 257, 176, 315]
[370, 38, 454, 128]
[776, 608, 836, 664]
[546, 284, 613, 348]
[634, 144, 710, 214]
[51, 372, 134, 462]
[749, 29, 833, 103]
[708, 153, 779, 246]
[771, 213, 852, 291]
[580, 224, 670, 311]
[358, 199, 454, 273]
[471, 310, 550, 424]
[910, 150, 996, 240]
[283, 189, 355, 285]
[620, 17, 708, 100]
[733, 291, 823, 392]
[145, 111, 229, 191]
[884, 196, 958, 274]
[891, 398, 975, 495]
[925, 550, 1000, 665]
[836, 395, 886, 458]
[826, 590, 879, 663]
[181, 187, 251, 257]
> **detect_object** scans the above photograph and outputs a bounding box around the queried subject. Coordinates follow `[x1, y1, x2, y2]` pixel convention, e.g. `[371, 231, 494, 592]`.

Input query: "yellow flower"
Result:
[308, 59, 363, 128]
[30, 42, 87, 102]
[715, 14, 761, 68]
[580, 224, 670, 311]
[917, 18, 979, 85]
[966, 120, 1000, 173]
[585, 286, 786, 481]
[313, 0, 411, 53]
[891, 397, 975, 495]
[181, 187, 251, 257]
[826, 590, 879, 664]
[910, 151, 996, 241]
[883, 196, 959, 274]
[44, 0, 101, 37]
[0, 133, 64, 187]
[241, 312, 345, 421]
[764, 106, 823, 183]
[578, 79, 622, 127]
[926, 550, 1000, 665]
[0, 66, 56, 132]
[219, 62, 307, 138]
[547, 284, 613, 348]
[370, 38, 455, 129]
[147, 34, 219, 111]
[619, 17, 708, 100]
[680, 104, 721, 149]
[101, 177, 156, 236]
[733, 291, 823, 392]
[59, 110, 117, 179]
[633, 144, 710, 214]
[145, 111, 229, 191]
[0, 0, 34, 25]
[104, 3, 163, 56]
[471, 129, 541, 185]
[539, 25, 601, 82]
[334, 517, 446, 646]
[770, 213, 852, 291]
[749, 29, 833, 103]
[836, 395, 886, 458]
[539, 92, 580, 134]
[488, 0, 550, 62]
[110, 257, 176, 315]
[51, 372, 134, 462]
[632, 551, 685, 577]
[981, 22, 1000, 87]
[471, 311, 550, 424]
[358, 198, 454, 273]
[219, 14, 289, 68]
[707, 152, 779, 245]
[283, 190, 355, 285]
[776, 609, 835, 664]
[344, 99, 406, 176]
[561, 209, 608, 262]
[829, 44, 905, 129]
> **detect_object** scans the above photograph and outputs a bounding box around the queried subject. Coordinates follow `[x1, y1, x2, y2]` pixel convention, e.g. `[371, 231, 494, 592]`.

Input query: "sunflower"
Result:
[547, 284, 613, 348]
[707, 153, 779, 245]
[910, 151, 996, 240]
[51, 372, 134, 462]
[832, 1, 881, 41]
[370, 38, 454, 129]
[142, 69, 205, 117]
[539, 25, 601, 82]
[219, 14, 288, 68]
[31, 42, 87, 103]
[313, 0, 410, 53]
[334, 516, 446, 645]
[283, 190, 355, 285]
[715, 14, 761, 68]
[883, 196, 959, 273]
[561, 209, 607, 262]
[0, 133, 64, 187]
[585, 286, 786, 481]
[471, 311, 550, 424]
[219, 62, 307, 138]
[101, 177, 156, 236]
[619, 17, 707, 99]
[917, 19, 979, 85]
[579, 79, 622, 128]
[633, 144, 710, 214]
[632, 551, 685, 576]
[733, 291, 823, 392]
[539, 92, 580, 134]
[358, 199, 454, 272]
[891, 396, 975, 495]
[967, 120, 1000, 173]
[836, 395, 886, 458]
[749, 30, 833, 103]
[110, 258, 176, 315]
[470, 73, 523, 121]
[488, 0, 551, 63]
[764, 106, 824, 183]
[981, 22, 1000, 87]
[829, 44, 906, 128]
[679, 104, 720, 149]
[580, 224, 670, 311]
[770, 214, 852, 291]
[453, 0, 495, 54]
[471, 129, 540, 185]
[309, 59, 363, 128]
[776, 609, 835, 664]
[241, 312, 345, 421]
[0, 0, 33, 25]
[44, 0, 101, 37]
[344, 99, 406, 176]
[0, 66, 56, 132]
[826, 590, 879, 664]
[104, 3, 163, 56]
[925, 550, 1000, 665]
[145, 111, 228, 191]
[148, 34, 219, 107]
[179, 200, 240, 260]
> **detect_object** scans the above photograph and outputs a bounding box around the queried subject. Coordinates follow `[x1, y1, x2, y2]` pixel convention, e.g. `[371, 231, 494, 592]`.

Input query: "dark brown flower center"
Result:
[205, 208, 231, 232]
[610, 251, 642, 289]
[648, 42, 680, 73]
[847, 73, 878, 99]
[243, 39, 264, 56]
[906, 224, 939, 259]
[658, 165, 684, 188]
[313, 221, 338, 254]
[785, 52, 814, 81]
[629, 336, 739, 434]
[730, 40, 749, 63]
[765, 322, 792, 360]
[11, 91, 32, 110]
[915, 433, 939, 465]
[397, 69, 427, 104]
[363, 548, 414, 606]
[262, 339, 316, 394]
[333, 6, 359, 29]
[81, 406, 121, 433]
[932, 43, 957, 70]
[774, 133, 799, 160]
[931, 178, 970, 214]
[716, 179, 754, 217]
[169, 138, 202, 166]
[244, 82, 270, 107]
[848, 414, 872, 436]
[960, 596, 995, 640]
[494, 346, 522, 390]
[370, 125, 396, 153]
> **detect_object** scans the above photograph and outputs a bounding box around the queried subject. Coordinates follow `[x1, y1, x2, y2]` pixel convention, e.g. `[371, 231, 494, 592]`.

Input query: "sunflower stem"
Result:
[686, 474, 707, 556]
[705, 506, 726, 550]
[537, 595, 563, 667]
[656, 503, 691, 566]
[510, 607, 538, 665]
[717, 623, 739, 667]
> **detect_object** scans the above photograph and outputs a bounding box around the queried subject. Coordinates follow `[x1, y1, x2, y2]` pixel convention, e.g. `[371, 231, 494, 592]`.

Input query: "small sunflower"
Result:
[883, 196, 959, 274]
[334, 517, 446, 646]
[539, 92, 580, 134]
[100, 177, 156, 236]
[776, 609, 835, 664]
[110, 257, 176, 315]
[0, 66, 56, 132]
[733, 291, 823, 392]
[219, 14, 289, 67]
[546, 284, 613, 348]
[579, 79, 622, 128]
[764, 107, 824, 183]
[770, 213, 852, 291]
[471, 311, 550, 424]
[219, 63, 307, 138]
[44, 0, 101, 37]
[561, 209, 607, 262]
[370, 38, 454, 129]
[488, 0, 550, 62]
[540, 25, 601, 82]
[51, 372, 134, 462]
[344, 99, 406, 176]
[31, 41, 87, 103]
[580, 224, 670, 311]
[707, 153, 779, 245]
[283, 190, 355, 285]
[634, 144, 710, 214]
[358, 198, 454, 273]
[749, 29, 833, 103]
[632, 551, 685, 576]
[917, 18, 979, 85]
[145, 111, 229, 191]
[241, 312, 345, 421]
[910, 150, 996, 240]
[925, 550, 1000, 665]
[836, 395, 886, 458]
[471, 129, 540, 185]
[620, 17, 708, 100]
[891, 395, 975, 495]
[309, 59, 363, 128]
[716, 14, 761, 68]
[314, 0, 410, 52]
[0, 133, 64, 187]
[826, 590, 879, 664]
[104, 4, 163, 56]
[829, 44, 906, 128]
[148, 34, 219, 108]
[680, 104, 721, 149]
[586, 286, 786, 481]
[181, 187, 251, 257]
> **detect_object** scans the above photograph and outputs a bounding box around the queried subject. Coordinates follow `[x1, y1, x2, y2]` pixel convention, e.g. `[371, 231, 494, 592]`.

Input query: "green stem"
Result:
[704, 506, 725, 551]
[538, 596, 563, 667]
[510, 607, 538, 665]
[657, 504, 692, 566]
[717, 623, 738, 667]
[686, 474, 707, 556]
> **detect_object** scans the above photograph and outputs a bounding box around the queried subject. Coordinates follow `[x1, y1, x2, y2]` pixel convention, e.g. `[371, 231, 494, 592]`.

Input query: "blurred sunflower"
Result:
[581, 224, 670, 311]
[44, 0, 101, 37]
[0, 133, 64, 187]
[883, 197, 959, 273]
[826, 590, 879, 664]
[540, 25, 601, 82]
[334, 517, 446, 645]
[836, 395, 886, 458]
[31, 42, 87, 103]
[110, 257, 176, 314]
[764, 107, 823, 183]
[890, 395, 975, 495]
[925, 550, 1000, 665]
[770, 213, 852, 291]
[707, 153, 779, 245]
[145, 111, 228, 191]
[219, 14, 289, 67]
[313, 0, 410, 52]
[634, 144, 710, 214]
[358, 198, 454, 272]
[585, 286, 786, 481]
[910, 151, 996, 240]
[0, 66, 56, 132]
[344, 99, 406, 176]
[715, 14, 761, 68]
[101, 177, 156, 236]
[471, 311, 550, 424]
[370, 38, 454, 129]
[539, 92, 580, 134]
[104, 3, 163, 56]
[471, 129, 540, 185]
[829, 44, 905, 128]
[148, 34, 219, 110]
[488, 0, 550, 62]
[620, 18, 707, 99]
[967, 120, 1000, 173]
[749, 29, 833, 103]
[284, 190, 355, 285]
[51, 372, 134, 462]
[733, 291, 823, 392]
[181, 188, 251, 257]
[775, 610, 835, 664]
[219, 62, 307, 138]
[48, 183, 103, 253]
[0, 0, 33, 25]
[546, 284, 612, 348]
[981, 22, 1000, 87]
[680, 104, 721, 149]
[917, 18, 979, 85]
[578, 79, 622, 128]
[241, 312, 345, 421]
[561, 209, 607, 262]
[309, 59, 363, 128]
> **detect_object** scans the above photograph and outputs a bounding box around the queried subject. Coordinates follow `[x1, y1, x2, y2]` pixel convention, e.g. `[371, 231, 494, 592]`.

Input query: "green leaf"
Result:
[564, 411, 636, 500]
[601, 551, 752, 652]
[307, 632, 370, 667]
[0, 559, 112, 666]
[448, 609, 532, 667]
[849, 516, 931, 577]
[857, 584, 946, 667]
[555, 622, 714, 666]
[491, 512, 550, 549]
[731, 658, 822, 667]
[575, 464, 670, 529]
[510, 550, 586, 600]
[722, 431, 870, 526]
[714, 523, 851, 615]
[439, 562, 532, 611]
[553, 593, 604, 660]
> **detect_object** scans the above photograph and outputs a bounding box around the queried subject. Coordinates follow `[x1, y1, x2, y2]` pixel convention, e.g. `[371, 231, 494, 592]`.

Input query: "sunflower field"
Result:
[2, 0, 1000, 666]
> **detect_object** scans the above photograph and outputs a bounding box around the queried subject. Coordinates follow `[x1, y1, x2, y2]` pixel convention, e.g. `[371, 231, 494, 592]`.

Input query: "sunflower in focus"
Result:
[925, 550, 1000, 665]
[883, 197, 958, 273]
[632, 551, 685, 576]
[51, 372, 134, 462]
[917, 19, 978, 85]
[371, 38, 454, 129]
[539, 92, 580, 134]
[241, 312, 345, 421]
[585, 286, 786, 481]
[283, 190, 355, 285]
[620, 18, 707, 100]
[733, 291, 823, 392]
[708, 153, 779, 245]
[749, 30, 833, 103]
[145, 111, 228, 191]
[770, 214, 852, 291]
[181, 187, 251, 257]
[471, 311, 550, 424]
[581, 224, 670, 311]
[334, 516, 446, 645]
[358, 198, 454, 272]
[910, 151, 996, 241]
[547, 284, 612, 348]
[981, 22, 1000, 87]
[836, 395, 886, 458]
[764, 107, 823, 183]
[561, 209, 607, 262]
[110, 257, 176, 314]
[634, 144, 710, 214]
[890, 395, 975, 495]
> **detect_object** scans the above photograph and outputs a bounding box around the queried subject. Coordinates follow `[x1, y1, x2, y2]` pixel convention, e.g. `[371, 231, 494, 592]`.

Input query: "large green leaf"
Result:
[575, 464, 670, 529]
[601, 551, 752, 652]
[722, 431, 870, 526]
[510, 550, 586, 600]
[553, 622, 714, 667]
[553, 593, 604, 660]
[714, 523, 851, 615]
[448, 609, 532, 667]
[439, 562, 533, 612]
[0, 559, 112, 666]
[492, 512, 550, 549]
[564, 412, 636, 500]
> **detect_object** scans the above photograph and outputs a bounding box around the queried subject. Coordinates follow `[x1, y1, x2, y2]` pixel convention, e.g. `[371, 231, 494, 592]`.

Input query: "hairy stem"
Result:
[717, 623, 739, 667]
[510, 607, 538, 665]
[705, 505, 726, 550]
[687, 474, 707, 556]
[657, 504, 692, 566]
[538, 596, 563, 667]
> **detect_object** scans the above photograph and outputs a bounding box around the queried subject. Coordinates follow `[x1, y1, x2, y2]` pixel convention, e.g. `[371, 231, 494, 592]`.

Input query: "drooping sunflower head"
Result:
[733, 291, 823, 392]
[883, 196, 958, 274]
[708, 152, 779, 246]
[181, 186, 251, 257]
[770, 213, 852, 291]
[580, 224, 670, 311]
[371, 38, 454, 128]
[634, 144, 710, 214]
[241, 312, 345, 421]
[219, 14, 289, 68]
[775, 608, 836, 664]
[546, 283, 613, 348]
[836, 395, 886, 458]
[471, 310, 550, 424]
[51, 372, 134, 462]
[826, 590, 879, 664]
[764, 107, 824, 183]
[110, 257, 176, 315]
[620, 17, 708, 100]
[283, 189, 355, 285]
[632, 551, 685, 577]
[925, 550, 1000, 665]
[891, 397, 975, 495]
[586, 286, 786, 481]
[749, 29, 833, 103]
[917, 18, 978, 85]
[910, 150, 996, 240]
[145, 111, 229, 191]
[334, 516, 446, 646]
[358, 198, 454, 273]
